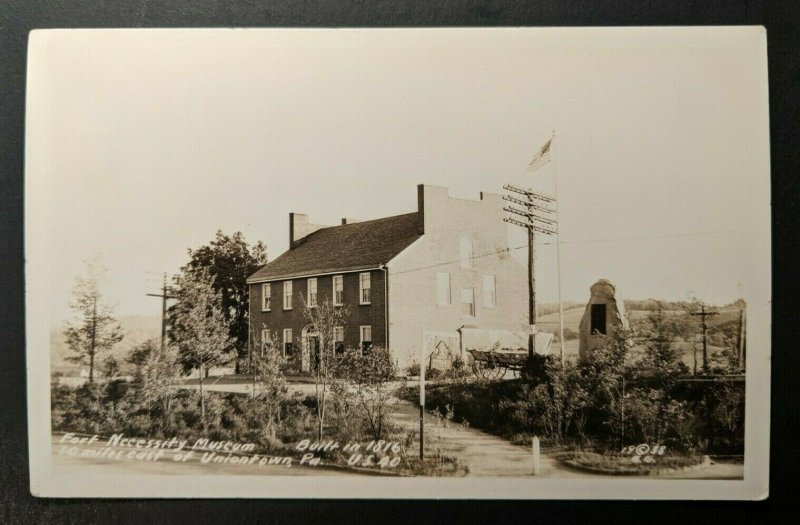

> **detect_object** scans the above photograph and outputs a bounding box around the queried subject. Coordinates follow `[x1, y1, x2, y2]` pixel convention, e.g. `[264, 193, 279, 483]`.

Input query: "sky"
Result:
[26, 28, 771, 325]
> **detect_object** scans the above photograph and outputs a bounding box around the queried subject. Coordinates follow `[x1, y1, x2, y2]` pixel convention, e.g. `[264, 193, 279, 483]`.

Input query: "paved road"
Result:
[387, 400, 743, 479]
[388, 399, 598, 477]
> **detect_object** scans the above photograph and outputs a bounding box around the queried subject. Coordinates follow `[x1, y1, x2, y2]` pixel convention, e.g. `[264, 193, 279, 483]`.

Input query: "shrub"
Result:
[406, 362, 421, 377]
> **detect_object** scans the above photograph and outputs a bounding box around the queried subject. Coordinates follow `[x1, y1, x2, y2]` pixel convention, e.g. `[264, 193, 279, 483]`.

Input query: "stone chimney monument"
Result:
[578, 279, 629, 360]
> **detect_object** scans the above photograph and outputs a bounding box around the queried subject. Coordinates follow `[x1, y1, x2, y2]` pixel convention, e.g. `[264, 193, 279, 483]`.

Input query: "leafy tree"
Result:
[634, 304, 692, 385]
[100, 355, 126, 414]
[169, 268, 234, 429]
[64, 261, 124, 383]
[709, 320, 745, 374]
[339, 347, 398, 440]
[580, 328, 637, 447]
[248, 326, 288, 440]
[127, 338, 181, 431]
[301, 297, 351, 440]
[540, 358, 590, 444]
[101, 355, 120, 380]
[178, 231, 267, 373]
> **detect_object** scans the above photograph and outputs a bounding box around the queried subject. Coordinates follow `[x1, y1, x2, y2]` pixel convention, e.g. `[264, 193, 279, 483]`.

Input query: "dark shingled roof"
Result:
[247, 212, 422, 282]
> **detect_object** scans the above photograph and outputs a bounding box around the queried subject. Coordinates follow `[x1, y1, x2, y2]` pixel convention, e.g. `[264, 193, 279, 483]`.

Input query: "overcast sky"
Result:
[26, 28, 770, 325]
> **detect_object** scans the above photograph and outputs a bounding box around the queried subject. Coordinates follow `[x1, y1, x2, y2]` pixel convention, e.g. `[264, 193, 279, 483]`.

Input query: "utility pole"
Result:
[503, 185, 558, 362]
[690, 304, 719, 374]
[147, 273, 178, 351]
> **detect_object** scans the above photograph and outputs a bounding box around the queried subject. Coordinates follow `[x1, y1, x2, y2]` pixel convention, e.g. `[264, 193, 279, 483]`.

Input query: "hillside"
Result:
[536, 305, 744, 366]
[51, 316, 161, 376]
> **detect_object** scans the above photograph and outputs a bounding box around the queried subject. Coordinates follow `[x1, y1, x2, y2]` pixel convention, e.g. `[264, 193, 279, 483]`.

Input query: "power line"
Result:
[146, 273, 178, 351]
[502, 184, 559, 361]
[690, 304, 720, 375]
[390, 228, 742, 277]
[535, 229, 740, 246]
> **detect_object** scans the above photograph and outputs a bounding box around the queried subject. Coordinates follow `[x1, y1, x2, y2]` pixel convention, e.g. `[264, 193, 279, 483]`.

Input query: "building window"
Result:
[307, 278, 318, 307]
[436, 272, 451, 306]
[360, 325, 372, 354]
[261, 329, 272, 353]
[359, 272, 371, 305]
[261, 283, 271, 311]
[334, 326, 345, 356]
[283, 281, 292, 310]
[283, 328, 293, 357]
[333, 275, 343, 306]
[459, 236, 473, 269]
[591, 304, 607, 335]
[461, 288, 475, 317]
[483, 275, 496, 307]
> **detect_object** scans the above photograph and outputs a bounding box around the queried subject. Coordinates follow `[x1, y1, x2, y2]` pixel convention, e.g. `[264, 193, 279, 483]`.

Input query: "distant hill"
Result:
[537, 304, 744, 365]
[51, 315, 161, 376]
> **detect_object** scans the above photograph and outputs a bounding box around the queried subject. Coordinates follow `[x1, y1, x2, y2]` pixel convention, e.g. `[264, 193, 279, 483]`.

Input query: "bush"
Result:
[50, 376, 316, 454]
[335, 347, 399, 441]
[406, 362, 420, 377]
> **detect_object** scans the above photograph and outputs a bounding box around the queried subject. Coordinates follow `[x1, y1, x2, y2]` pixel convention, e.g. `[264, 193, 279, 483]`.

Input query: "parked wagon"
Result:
[467, 348, 530, 380]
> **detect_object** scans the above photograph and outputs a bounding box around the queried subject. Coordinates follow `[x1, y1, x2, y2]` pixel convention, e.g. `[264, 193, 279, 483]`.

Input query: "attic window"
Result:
[591, 304, 607, 335]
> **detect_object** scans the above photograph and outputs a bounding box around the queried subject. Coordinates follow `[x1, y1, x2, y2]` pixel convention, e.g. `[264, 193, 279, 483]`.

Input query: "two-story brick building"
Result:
[246, 184, 529, 372]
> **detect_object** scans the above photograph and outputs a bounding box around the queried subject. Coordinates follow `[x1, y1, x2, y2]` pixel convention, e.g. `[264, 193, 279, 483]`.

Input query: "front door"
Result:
[302, 335, 319, 372]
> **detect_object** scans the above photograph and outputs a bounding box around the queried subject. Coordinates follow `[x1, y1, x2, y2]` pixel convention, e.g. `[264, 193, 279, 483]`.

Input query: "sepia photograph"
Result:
[25, 27, 771, 499]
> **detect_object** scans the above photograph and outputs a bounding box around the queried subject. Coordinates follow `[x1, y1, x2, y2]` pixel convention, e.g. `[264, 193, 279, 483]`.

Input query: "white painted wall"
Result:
[387, 185, 528, 369]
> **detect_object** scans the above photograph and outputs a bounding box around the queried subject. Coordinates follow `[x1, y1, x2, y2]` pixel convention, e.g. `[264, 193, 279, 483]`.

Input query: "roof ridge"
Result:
[317, 211, 418, 231]
[247, 210, 422, 283]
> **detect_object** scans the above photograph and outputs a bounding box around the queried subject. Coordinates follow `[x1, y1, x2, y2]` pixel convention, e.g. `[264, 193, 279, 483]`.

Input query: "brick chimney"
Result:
[289, 213, 328, 249]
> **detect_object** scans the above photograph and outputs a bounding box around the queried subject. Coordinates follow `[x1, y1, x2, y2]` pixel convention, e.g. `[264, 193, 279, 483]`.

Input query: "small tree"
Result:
[64, 261, 124, 383]
[248, 324, 288, 440]
[101, 355, 120, 381]
[127, 338, 180, 431]
[301, 297, 351, 440]
[634, 304, 692, 386]
[580, 328, 637, 447]
[339, 347, 398, 440]
[540, 358, 590, 445]
[169, 268, 234, 429]
[709, 321, 745, 374]
[101, 355, 126, 414]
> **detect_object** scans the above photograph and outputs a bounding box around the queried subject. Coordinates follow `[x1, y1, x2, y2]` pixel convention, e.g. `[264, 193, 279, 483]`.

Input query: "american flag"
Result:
[527, 137, 552, 171]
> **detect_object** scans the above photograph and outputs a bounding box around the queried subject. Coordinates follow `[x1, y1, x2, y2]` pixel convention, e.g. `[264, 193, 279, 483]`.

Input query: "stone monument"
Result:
[578, 279, 629, 360]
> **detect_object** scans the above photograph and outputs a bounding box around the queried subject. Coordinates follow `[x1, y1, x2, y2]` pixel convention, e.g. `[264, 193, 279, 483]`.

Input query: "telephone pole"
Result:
[690, 304, 719, 374]
[147, 273, 178, 351]
[503, 185, 558, 361]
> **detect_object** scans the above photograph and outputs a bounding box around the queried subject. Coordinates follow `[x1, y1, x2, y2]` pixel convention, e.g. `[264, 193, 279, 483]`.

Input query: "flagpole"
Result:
[551, 131, 566, 363]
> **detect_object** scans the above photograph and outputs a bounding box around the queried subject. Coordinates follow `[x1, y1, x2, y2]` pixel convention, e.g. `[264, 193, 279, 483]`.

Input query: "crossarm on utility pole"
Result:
[690, 305, 719, 374]
[146, 273, 178, 351]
